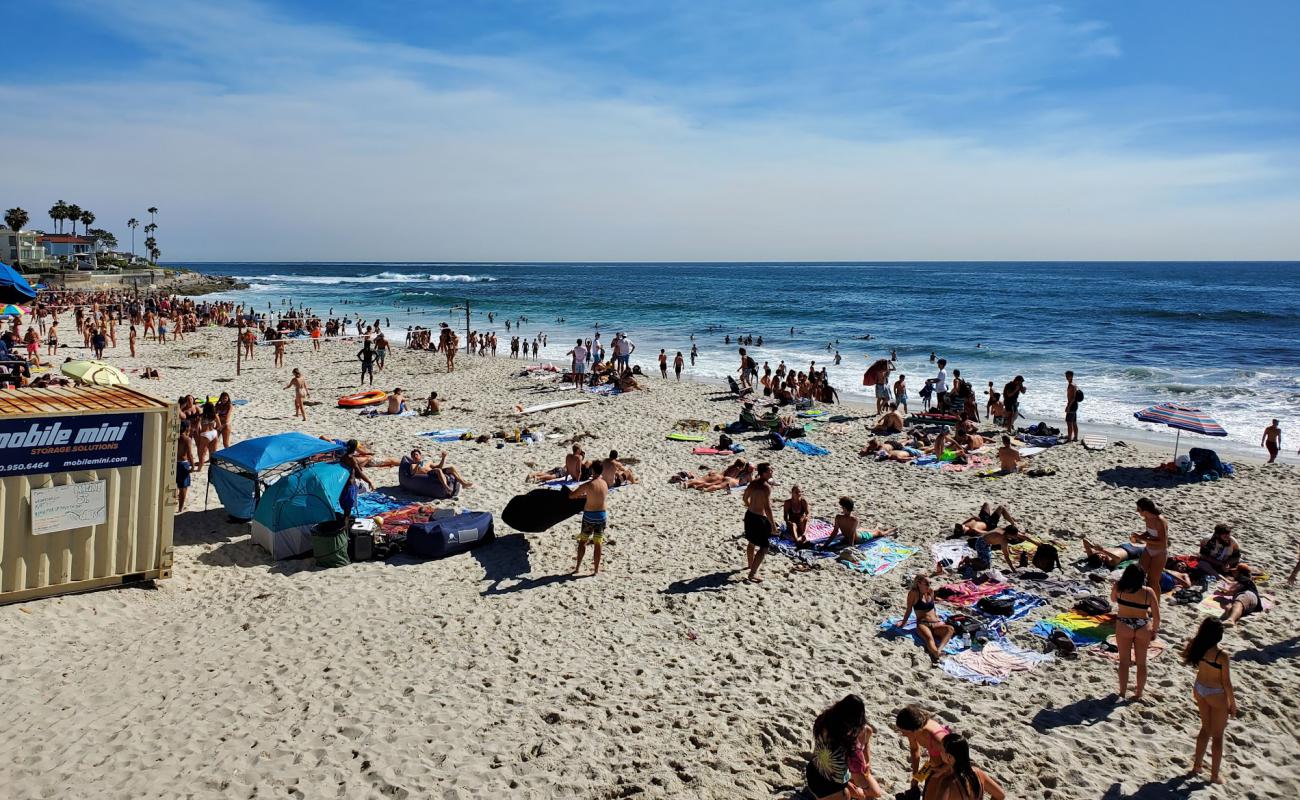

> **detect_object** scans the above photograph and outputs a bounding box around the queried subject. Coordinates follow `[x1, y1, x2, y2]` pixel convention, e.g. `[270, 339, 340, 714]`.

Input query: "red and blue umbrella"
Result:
[1134, 402, 1226, 458]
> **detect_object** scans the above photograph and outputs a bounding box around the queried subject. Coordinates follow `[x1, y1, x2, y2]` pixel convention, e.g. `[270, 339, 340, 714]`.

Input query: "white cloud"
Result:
[2, 0, 1296, 260]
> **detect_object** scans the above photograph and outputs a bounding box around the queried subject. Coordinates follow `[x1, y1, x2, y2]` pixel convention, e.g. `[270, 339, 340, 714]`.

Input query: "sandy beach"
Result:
[3, 324, 1299, 800]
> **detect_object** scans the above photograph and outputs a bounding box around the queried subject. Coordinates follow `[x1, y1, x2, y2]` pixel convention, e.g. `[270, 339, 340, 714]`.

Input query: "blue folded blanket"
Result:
[352, 492, 406, 518]
[1019, 434, 1062, 447]
[420, 428, 471, 441]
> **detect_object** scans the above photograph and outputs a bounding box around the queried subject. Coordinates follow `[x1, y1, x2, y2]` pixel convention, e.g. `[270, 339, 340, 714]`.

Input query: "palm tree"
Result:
[147, 207, 158, 226]
[150, 247, 161, 263]
[127, 218, 139, 255]
[144, 236, 157, 263]
[66, 204, 83, 236]
[4, 207, 28, 232]
[80, 210, 95, 235]
[49, 200, 68, 233]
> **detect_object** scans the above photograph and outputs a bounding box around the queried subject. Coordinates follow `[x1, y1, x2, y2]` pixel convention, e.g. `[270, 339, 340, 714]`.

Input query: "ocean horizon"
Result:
[190, 260, 1300, 450]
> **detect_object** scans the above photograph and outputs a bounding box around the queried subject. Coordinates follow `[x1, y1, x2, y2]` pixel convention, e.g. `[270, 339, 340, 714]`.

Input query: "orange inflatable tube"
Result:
[338, 390, 388, 408]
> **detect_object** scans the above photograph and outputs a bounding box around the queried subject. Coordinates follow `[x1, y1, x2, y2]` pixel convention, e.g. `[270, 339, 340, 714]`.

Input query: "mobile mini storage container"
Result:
[0, 386, 177, 605]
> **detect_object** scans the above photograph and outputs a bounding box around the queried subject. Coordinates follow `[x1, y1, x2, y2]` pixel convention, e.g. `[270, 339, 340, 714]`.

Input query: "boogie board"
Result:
[666, 433, 706, 442]
[501, 487, 586, 533]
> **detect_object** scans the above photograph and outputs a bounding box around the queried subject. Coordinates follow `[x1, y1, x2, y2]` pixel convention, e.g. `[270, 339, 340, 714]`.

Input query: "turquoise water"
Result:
[191, 261, 1300, 447]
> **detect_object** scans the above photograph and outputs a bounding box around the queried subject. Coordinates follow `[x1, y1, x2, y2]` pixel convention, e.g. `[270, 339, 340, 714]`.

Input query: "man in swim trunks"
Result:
[567, 339, 588, 390]
[872, 404, 905, 434]
[1065, 370, 1081, 443]
[176, 420, 194, 512]
[1261, 419, 1281, 463]
[386, 387, 407, 415]
[357, 336, 376, 386]
[1002, 376, 1025, 431]
[742, 463, 776, 583]
[1081, 537, 1145, 568]
[1196, 524, 1242, 580]
[571, 459, 609, 575]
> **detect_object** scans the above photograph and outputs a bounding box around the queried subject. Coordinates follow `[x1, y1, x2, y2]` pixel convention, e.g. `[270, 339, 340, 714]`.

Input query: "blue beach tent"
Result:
[208, 432, 345, 521]
[251, 461, 349, 559]
[0, 261, 37, 303]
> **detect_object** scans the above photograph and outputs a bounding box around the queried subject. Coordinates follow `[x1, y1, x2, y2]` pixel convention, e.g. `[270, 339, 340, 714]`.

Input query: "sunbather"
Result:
[407, 448, 474, 492]
[682, 459, 752, 491]
[826, 496, 891, 550]
[528, 444, 586, 483]
[1219, 567, 1262, 627]
[898, 575, 953, 665]
[316, 437, 400, 468]
[953, 502, 1018, 536]
[1196, 525, 1242, 581]
[602, 450, 638, 486]
[385, 387, 407, 414]
[996, 435, 1022, 473]
[872, 404, 905, 434]
[1081, 537, 1146, 568]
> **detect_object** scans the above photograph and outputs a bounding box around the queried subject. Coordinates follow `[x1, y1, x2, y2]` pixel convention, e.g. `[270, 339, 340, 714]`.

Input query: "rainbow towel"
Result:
[1031, 611, 1116, 645]
[840, 538, 918, 576]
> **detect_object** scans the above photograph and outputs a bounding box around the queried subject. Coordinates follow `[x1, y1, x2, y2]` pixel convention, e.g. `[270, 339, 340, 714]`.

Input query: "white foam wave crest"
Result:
[255, 272, 496, 285]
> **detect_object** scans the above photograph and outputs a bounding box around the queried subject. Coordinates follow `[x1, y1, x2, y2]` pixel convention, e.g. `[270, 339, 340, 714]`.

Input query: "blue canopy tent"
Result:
[250, 461, 349, 559]
[0, 261, 37, 304]
[207, 432, 345, 520]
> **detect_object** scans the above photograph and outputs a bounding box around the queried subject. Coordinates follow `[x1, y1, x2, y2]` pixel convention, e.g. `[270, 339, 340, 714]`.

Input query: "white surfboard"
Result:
[520, 397, 594, 414]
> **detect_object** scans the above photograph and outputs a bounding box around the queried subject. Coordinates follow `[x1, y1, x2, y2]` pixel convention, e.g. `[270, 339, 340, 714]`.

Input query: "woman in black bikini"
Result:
[1182, 618, 1236, 785]
[1111, 564, 1159, 702]
[898, 576, 954, 665]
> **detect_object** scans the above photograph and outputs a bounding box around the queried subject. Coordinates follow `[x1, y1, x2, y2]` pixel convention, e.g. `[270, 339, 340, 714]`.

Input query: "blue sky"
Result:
[2, 0, 1298, 260]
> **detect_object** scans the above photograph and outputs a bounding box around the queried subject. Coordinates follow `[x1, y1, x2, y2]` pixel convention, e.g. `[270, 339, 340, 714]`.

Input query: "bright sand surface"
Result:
[3, 326, 1299, 799]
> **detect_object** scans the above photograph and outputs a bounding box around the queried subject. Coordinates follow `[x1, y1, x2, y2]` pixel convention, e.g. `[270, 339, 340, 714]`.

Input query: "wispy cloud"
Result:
[2, 0, 1296, 260]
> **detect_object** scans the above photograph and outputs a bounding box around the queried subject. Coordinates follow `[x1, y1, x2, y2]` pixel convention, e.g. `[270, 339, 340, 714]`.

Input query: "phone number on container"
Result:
[0, 462, 51, 474]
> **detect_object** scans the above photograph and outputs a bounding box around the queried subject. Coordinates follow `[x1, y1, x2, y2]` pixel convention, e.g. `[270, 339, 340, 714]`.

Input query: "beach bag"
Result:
[1047, 630, 1077, 659]
[718, 433, 734, 450]
[1074, 596, 1111, 616]
[977, 596, 1015, 616]
[1032, 543, 1061, 573]
[947, 613, 983, 636]
[311, 520, 350, 569]
[1074, 388, 1084, 403]
[769, 432, 786, 450]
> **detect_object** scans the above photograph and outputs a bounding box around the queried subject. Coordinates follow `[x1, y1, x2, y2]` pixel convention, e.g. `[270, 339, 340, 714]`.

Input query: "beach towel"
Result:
[585, 384, 622, 396]
[674, 419, 712, 432]
[940, 642, 1054, 684]
[771, 519, 839, 563]
[374, 503, 434, 535]
[1196, 584, 1275, 617]
[352, 492, 406, 519]
[879, 611, 968, 654]
[1083, 434, 1107, 450]
[936, 580, 1010, 607]
[788, 439, 830, 456]
[940, 454, 992, 473]
[691, 447, 734, 455]
[419, 428, 471, 442]
[797, 409, 828, 418]
[839, 538, 918, 576]
[1031, 611, 1116, 646]
[931, 540, 976, 568]
[1018, 433, 1063, 447]
[1017, 447, 1046, 457]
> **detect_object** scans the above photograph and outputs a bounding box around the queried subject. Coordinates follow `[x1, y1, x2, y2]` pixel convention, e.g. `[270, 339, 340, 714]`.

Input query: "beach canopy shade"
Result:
[209, 432, 345, 520]
[0, 262, 37, 303]
[61, 359, 129, 386]
[1, 304, 29, 317]
[1133, 402, 1226, 458]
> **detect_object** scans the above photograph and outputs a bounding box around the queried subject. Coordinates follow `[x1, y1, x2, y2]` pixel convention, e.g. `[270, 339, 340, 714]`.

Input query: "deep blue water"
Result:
[188, 261, 1300, 446]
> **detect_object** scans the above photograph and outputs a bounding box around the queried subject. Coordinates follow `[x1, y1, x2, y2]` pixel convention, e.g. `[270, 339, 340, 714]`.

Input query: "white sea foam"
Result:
[256, 272, 495, 285]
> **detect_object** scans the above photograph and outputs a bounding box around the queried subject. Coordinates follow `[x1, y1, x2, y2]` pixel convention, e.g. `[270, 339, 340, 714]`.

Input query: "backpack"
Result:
[1074, 595, 1111, 616]
[1074, 388, 1084, 403]
[718, 433, 734, 449]
[1032, 543, 1061, 572]
[977, 596, 1015, 616]
[1047, 629, 1077, 659]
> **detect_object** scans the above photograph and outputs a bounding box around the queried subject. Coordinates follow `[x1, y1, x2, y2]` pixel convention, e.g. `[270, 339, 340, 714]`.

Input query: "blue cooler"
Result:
[407, 511, 495, 558]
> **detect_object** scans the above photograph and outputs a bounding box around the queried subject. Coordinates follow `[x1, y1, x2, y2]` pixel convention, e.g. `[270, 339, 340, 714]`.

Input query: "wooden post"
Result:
[464, 299, 471, 354]
[236, 318, 243, 376]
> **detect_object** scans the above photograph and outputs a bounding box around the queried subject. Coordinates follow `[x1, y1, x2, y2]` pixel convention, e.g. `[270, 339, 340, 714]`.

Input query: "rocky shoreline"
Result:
[164, 270, 248, 296]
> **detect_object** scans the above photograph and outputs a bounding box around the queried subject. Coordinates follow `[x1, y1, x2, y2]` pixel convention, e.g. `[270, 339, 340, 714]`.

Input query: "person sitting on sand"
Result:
[804, 694, 883, 800]
[924, 734, 1006, 800]
[386, 387, 407, 415]
[1196, 524, 1242, 581]
[995, 435, 1022, 473]
[872, 404, 906, 434]
[930, 428, 954, 458]
[1081, 537, 1145, 568]
[318, 437, 399, 469]
[898, 576, 954, 665]
[894, 704, 951, 788]
[827, 496, 891, 550]
[1112, 563, 1160, 703]
[859, 437, 920, 462]
[1183, 618, 1236, 785]
[529, 445, 586, 484]
[422, 390, 441, 416]
[782, 485, 810, 544]
[407, 448, 474, 493]
[1219, 567, 1262, 627]
[682, 459, 753, 492]
[602, 450, 638, 486]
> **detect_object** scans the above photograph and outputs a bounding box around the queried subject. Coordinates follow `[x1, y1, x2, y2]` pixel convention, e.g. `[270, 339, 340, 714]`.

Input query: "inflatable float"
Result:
[502, 487, 586, 533]
[338, 390, 388, 408]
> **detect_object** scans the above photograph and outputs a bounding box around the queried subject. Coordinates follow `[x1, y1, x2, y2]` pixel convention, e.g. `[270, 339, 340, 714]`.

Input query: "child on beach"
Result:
[285, 368, 309, 421]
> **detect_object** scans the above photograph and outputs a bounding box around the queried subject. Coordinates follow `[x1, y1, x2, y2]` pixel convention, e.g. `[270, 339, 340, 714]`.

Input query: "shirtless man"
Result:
[872, 404, 906, 434]
[176, 420, 195, 512]
[284, 368, 308, 421]
[386, 387, 407, 415]
[1261, 419, 1281, 463]
[827, 496, 890, 550]
[571, 459, 609, 575]
[1065, 371, 1081, 443]
[530, 444, 587, 484]
[782, 485, 810, 544]
[741, 463, 776, 583]
[602, 450, 637, 485]
[1002, 376, 1026, 431]
[339, 440, 375, 518]
[408, 449, 473, 493]
[996, 435, 1022, 473]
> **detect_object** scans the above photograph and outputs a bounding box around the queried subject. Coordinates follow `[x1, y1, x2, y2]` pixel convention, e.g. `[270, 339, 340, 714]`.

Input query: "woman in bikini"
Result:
[923, 734, 1005, 800]
[215, 392, 235, 449]
[1219, 566, 1262, 627]
[1134, 498, 1169, 617]
[895, 705, 950, 791]
[804, 694, 883, 799]
[1080, 537, 1145, 568]
[1111, 564, 1160, 702]
[1182, 618, 1236, 785]
[898, 577, 954, 665]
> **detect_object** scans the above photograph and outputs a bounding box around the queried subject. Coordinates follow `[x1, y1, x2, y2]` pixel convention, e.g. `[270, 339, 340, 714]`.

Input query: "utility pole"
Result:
[236, 317, 243, 376]
[450, 300, 471, 354]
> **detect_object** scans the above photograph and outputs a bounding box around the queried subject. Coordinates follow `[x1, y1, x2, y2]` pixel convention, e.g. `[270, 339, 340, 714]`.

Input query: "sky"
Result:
[2, 0, 1298, 262]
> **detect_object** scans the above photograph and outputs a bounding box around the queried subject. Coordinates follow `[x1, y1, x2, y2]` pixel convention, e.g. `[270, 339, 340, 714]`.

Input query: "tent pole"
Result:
[1173, 430, 1181, 461]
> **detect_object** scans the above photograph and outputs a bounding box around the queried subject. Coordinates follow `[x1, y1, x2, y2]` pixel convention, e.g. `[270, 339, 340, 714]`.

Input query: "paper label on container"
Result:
[31, 480, 108, 535]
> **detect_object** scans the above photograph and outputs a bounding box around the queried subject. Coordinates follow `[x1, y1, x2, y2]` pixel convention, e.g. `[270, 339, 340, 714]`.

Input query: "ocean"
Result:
[189, 261, 1300, 449]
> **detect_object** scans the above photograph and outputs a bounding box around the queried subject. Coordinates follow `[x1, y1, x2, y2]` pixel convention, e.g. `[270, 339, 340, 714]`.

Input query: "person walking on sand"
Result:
[567, 338, 588, 390]
[1183, 618, 1236, 785]
[1065, 370, 1081, 443]
[1002, 375, 1025, 431]
[357, 336, 376, 386]
[673, 351, 684, 380]
[741, 462, 776, 583]
[1261, 419, 1281, 463]
[659, 349, 668, 378]
[129, 324, 137, 358]
[571, 459, 608, 575]
[273, 333, 286, 368]
[285, 368, 309, 421]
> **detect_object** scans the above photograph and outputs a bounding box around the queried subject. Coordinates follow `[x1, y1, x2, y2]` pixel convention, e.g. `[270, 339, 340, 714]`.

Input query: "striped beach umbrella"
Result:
[0, 303, 28, 317]
[1133, 402, 1226, 458]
